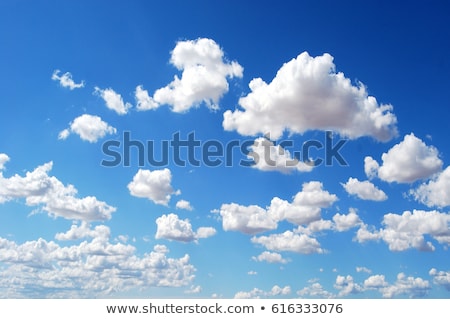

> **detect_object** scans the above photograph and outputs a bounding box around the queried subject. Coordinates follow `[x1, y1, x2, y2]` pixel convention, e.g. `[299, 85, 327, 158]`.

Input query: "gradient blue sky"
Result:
[0, 0, 449, 298]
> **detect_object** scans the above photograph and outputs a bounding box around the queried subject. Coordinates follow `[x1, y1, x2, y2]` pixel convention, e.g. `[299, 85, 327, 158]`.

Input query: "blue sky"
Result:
[0, 0, 449, 298]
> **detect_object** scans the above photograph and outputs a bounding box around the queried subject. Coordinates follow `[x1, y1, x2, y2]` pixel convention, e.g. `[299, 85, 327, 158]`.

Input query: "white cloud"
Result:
[58, 114, 116, 143]
[332, 208, 362, 232]
[363, 275, 388, 288]
[247, 137, 313, 173]
[297, 282, 334, 298]
[51, 70, 85, 90]
[0, 160, 115, 221]
[176, 199, 193, 211]
[356, 266, 372, 274]
[373, 133, 442, 183]
[0, 153, 9, 170]
[411, 166, 450, 208]
[128, 168, 177, 206]
[0, 226, 195, 297]
[155, 213, 216, 242]
[380, 273, 430, 298]
[355, 210, 450, 251]
[153, 38, 243, 112]
[341, 177, 387, 201]
[429, 268, 450, 291]
[135, 85, 158, 111]
[94, 87, 132, 115]
[334, 275, 363, 297]
[55, 222, 109, 241]
[217, 181, 337, 235]
[252, 251, 289, 264]
[251, 230, 324, 254]
[364, 156, 379, 180]
[234, 285, 291, 299]
[218, 203, 277, 235]
[223, 51, 397, 141]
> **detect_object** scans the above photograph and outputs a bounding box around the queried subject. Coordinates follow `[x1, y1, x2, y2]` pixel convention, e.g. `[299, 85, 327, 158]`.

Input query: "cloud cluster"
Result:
[365, 133, 442, 183]
[58, 114, 116, 143]
[128, 168, 178, 206]
[52, 70, 85, 90]
[0, 158, 115, 221]
[411, 166, 450, 208]
[223, 51, 398, 141]
[0, 224, 195, 297]
[155, 213, 216, 242]
[356, 210, 450, 251]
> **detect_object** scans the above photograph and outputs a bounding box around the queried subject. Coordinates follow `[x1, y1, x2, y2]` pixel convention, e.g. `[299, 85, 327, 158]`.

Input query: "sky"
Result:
[0, 0, 449, 298]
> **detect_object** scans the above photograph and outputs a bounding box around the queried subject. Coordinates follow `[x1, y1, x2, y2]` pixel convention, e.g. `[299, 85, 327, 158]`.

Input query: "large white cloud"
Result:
[367, 133, 442, 183]
[155, 213, 216, 242]
[411, 166, 450, 208]
[58, 114, 116, 143]
[0, 159, 115, 221]
[247, 137, 313, 173]
[153, 38, 243, 112]
[51, 69, 85, 90]
[94, 87, 132, 115]
[127, 168, 178, 206]
[251, 230, 324, 254]
[223, 51, 398, 141]
[341, 177, 387, 201]
[217, 181, 337, 234]
[355, 210, 450, 251]
[0, 225, 195, 297]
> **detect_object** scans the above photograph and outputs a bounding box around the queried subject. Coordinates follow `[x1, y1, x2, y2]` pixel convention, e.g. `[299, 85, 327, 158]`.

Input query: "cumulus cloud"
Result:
[341, 177, 387, 201]
[355, 210, 450, 251]
[58, 114, 116, 143]
[94, 87, 132, 115]
[251, 230, 324, 254]
[0, 159, 115, 221]
[0, 225, 195, 297]
[363, 275, 388, 289]
[0, 153, 9, 171]
[155, 213, 216, 242]
[297, 282, 334, 298]
[153, 38, 243, 112]
[334, 275, 363, 297]
[429, 268, 450, 291]
[51, 70, 85, 90]
[223, 51, 397, 141]
[176, 199, 193, 211]
[252, 251, 289, 264]
[217, 181, 337, 234]
[380, 273, 430, 298]
[411, 166, 450, 208]
[364, 156, 379, 180]
[247, 137, 313, 173]
[368, 133, 442, 183]
[234, 285, 291, 299]
[332, 208, 362, 232]
[128, 169, 178, 206]
[135, 85, 158, 111]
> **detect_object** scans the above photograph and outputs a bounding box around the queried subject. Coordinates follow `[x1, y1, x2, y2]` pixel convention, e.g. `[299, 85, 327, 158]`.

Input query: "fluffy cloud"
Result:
[297, 282, 333, 298]
[0, 159, 115, 221]
[128, 168, 178, 206]
[364, 156, 379, 180]
[0, 225, 195, 297]
[367, 133, 442, 183]
[217, 181, 337, 234]
[363, 275, 388, 288]
[153, 38, 243, 112]
[58, 114, 116, 143]
[155, 213, 216, 242]
[135, 85, 158, 111]
[176, 199, 193, 211]
[252, 251, 289, 264]
[411, 166, 450, 208]
[341, 177, 387, 201]
[247, 137, 313, 173]
[334, 275, 363, 297]
[223, 51, 397, 141]
[94, 87, 132, 115]
[380, 273, 430, 298]
[234, 285, 291, 299]
[429, 268, 450, 291]
[332, 209, 362, 232]
[251, 230, 324, 254]
[0, 153, 9, 171]
[51, 70, 85, 90]
[355, 210, 450, 251]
